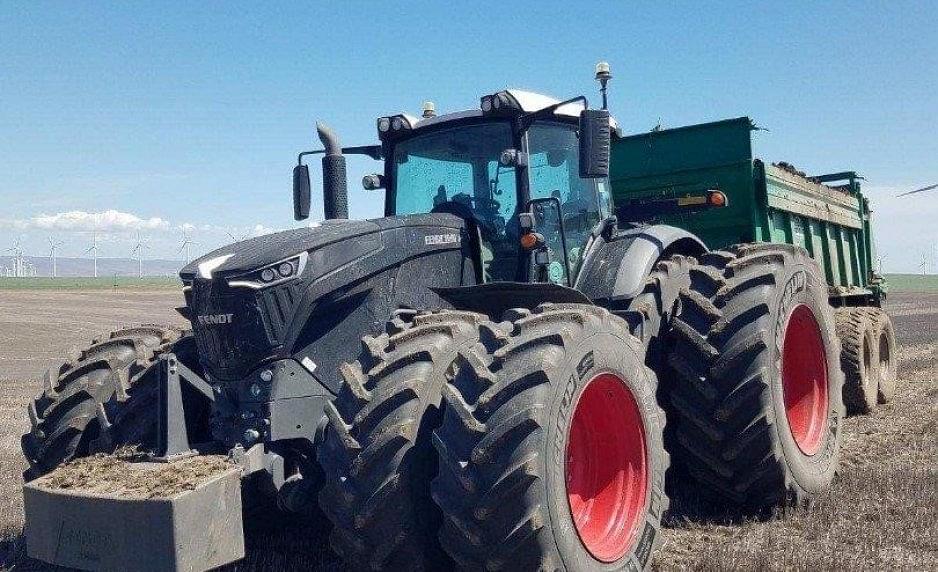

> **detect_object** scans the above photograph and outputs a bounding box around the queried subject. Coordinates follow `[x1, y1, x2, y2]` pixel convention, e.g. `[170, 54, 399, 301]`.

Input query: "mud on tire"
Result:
[21, 326, 196, 480]
[431, 304, 668, 571]
[667, 243, 845, 509]
[316, 310, 485, 571]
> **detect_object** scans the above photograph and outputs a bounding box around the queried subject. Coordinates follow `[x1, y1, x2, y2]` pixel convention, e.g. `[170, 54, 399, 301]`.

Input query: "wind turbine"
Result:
[48, 237, 64, 278]
[6, 238, 24, 278]
[897, 183, 938, 197]
[130, 232, 150, 278]
[178, 230, 198, 265]
[85, 231, 99, 278]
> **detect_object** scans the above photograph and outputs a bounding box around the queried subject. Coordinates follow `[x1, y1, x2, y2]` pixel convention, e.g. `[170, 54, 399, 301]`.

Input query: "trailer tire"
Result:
[871, 309, 898, 403]
[432, 304, 668, 571]
[667, 243, 844, 509]
[317, 310, 485, 571]
[21, 326, 195, 480]
[835, 307, 878, 414]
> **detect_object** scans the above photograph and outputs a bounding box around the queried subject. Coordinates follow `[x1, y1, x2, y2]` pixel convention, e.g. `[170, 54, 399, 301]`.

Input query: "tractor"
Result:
[21, 63, 894, 571]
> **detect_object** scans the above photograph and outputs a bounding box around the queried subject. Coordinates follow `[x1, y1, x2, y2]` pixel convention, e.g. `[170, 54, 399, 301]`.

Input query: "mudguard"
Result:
[575, 223, 706, 303]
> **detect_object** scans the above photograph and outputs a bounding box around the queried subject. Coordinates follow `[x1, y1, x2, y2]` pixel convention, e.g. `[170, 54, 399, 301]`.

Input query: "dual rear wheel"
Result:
[666, 244, 845, 508]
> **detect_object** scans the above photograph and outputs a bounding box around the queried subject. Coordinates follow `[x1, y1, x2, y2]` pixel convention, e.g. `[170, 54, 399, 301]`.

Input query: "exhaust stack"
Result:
[317, 122, 348, 220]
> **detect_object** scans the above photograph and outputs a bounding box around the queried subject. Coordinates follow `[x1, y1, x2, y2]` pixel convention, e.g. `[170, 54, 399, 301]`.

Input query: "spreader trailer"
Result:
[21, 63, 895, 571]
[612, 117, 898, 418]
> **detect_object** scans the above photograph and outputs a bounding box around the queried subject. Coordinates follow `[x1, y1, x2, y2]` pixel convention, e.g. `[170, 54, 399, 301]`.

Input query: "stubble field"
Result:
[0, 288, 935, 570]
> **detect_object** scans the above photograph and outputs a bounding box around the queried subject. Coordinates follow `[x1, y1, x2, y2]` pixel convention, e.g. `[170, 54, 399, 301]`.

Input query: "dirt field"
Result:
[0, 289, 935, 570]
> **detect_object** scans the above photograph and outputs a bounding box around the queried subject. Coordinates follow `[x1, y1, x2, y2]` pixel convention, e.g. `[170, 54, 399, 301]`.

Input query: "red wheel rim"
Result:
[781, 305, 829, 455]
[565, 373, 648, 562]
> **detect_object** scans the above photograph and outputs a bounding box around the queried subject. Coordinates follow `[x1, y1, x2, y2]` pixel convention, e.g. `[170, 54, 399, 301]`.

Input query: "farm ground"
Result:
[0, 289, 934, 570]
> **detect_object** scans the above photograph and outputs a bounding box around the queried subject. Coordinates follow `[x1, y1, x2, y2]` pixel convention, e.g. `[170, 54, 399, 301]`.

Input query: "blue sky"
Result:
[1, 1, 936, 271]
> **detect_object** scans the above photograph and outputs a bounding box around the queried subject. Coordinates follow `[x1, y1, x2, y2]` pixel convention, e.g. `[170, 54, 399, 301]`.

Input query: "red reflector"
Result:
[708, 191, 727, 207]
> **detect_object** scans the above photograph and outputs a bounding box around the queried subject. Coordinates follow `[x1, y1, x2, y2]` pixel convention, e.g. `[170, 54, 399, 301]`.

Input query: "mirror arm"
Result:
[297, 144, 382, 166]
[297, 149, 323, 166]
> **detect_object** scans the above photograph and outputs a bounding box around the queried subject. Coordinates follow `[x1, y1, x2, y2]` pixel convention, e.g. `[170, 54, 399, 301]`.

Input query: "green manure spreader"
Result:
[21, 64, 896, 571]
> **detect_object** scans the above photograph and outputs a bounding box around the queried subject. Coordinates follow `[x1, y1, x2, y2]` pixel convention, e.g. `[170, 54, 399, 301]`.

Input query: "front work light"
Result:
[480, 91, 522, 116]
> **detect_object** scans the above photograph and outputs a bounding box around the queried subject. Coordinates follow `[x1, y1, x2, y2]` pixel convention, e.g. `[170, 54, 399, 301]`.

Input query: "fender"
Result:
[435, 282, 592, 319]
[575, 223, 707, 303]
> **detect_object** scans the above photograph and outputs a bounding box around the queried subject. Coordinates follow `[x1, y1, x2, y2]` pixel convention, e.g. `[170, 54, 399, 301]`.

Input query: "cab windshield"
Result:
[392, 122, 520, 281]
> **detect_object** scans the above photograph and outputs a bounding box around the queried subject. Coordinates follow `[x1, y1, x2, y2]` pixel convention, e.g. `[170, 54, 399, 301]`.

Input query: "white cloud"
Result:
[5, 209, 170, 233]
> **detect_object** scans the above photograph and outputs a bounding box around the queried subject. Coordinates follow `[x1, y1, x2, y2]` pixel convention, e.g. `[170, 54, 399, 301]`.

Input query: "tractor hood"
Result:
[180, 218, 383, 282]
[179, 213, 477, 387]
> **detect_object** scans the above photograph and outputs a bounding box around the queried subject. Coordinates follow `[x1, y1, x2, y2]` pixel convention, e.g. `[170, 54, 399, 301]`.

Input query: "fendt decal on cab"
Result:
[424, 233, 460, 246]
[197, 313, 234, 325]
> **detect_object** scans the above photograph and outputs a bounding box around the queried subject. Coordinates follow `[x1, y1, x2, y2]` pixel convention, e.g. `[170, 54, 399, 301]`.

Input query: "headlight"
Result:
[227, 252, 308, 289]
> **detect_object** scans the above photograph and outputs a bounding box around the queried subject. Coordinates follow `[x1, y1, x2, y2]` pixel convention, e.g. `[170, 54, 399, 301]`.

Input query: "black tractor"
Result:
[22, 76, 845, 571]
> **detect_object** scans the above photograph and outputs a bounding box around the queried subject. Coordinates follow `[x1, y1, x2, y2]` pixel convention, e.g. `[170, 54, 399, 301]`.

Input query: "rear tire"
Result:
[21, 326, 194, 480]
[667, 244, 844, 509]
[317, 310, 484, 571]
[835, 307, 878, 414]
[432, 304, 668, 571]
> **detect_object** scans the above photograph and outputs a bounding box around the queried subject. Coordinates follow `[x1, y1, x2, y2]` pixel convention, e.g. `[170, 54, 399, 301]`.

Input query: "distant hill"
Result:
[0, 255, 184, 277]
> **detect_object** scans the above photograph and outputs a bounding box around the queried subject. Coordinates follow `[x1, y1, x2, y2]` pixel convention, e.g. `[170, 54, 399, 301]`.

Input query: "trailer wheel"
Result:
[317, 310, 484, 571]
[871, 309, 898, 403]
[432, 304, 668, 571]
[835, 307, 878, 414]
[667, 244, 844, 509]
[21, 326, 195, 480]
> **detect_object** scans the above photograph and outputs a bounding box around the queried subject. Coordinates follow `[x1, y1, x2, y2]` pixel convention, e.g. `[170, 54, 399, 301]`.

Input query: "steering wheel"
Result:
[431, 195, 505, 238]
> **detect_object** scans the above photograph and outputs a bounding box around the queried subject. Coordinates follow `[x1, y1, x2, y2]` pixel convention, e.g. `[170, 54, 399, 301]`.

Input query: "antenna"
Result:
[48, 236, 64, 278]
[130, 232, 150, 279]
[177, 229, 198, 265]
[85, 231, 99, 278]
[594, 61, 612, 111]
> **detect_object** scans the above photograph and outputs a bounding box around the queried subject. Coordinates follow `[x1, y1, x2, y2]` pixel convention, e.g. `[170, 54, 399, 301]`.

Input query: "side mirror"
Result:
[578, 109, 611, 178]
[293, 164, 311, 220]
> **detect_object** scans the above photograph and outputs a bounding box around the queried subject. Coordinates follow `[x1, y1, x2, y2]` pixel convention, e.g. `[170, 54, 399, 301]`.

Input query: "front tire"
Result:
[317, 310, 484, 571]
[21, 326, 194, 480]
[667, 244, 844, 509]
[432, 304, 668, 571]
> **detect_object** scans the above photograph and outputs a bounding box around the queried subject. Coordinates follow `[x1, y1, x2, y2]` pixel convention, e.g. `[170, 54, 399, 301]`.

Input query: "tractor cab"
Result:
[295, 89, 617, 287]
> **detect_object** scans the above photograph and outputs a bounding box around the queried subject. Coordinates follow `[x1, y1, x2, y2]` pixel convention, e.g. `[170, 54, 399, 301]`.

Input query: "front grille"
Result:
[190, 280, 277, 380]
